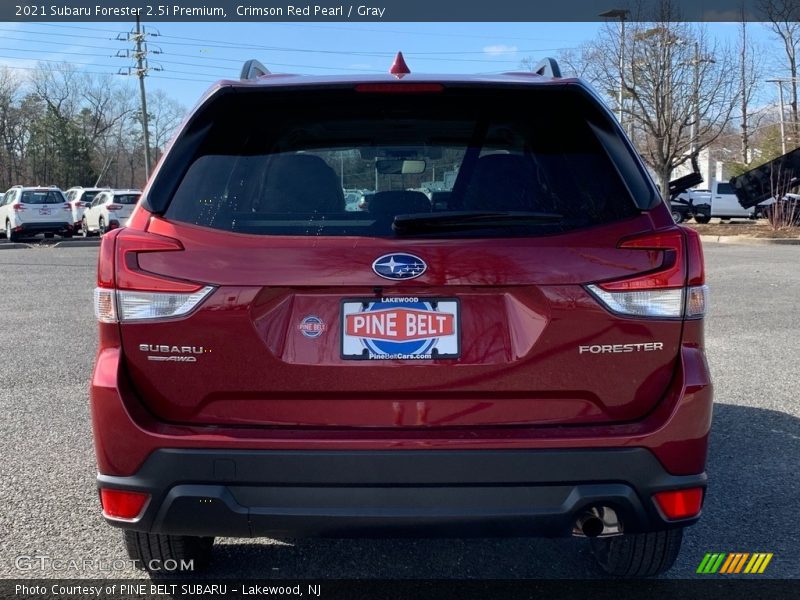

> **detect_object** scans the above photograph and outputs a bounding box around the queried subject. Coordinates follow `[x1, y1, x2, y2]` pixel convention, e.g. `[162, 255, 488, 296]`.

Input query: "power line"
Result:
[2, 25, 559, 64]
[0, 61, 217, 82]
[0, 34, 128, 53]
[27, 22, 572, 53]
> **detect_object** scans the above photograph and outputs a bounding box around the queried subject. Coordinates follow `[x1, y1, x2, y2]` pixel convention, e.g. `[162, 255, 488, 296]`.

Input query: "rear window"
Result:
[114, 194, 139, 205]
[21, 190, 65, 205]
[81, 192, 100, 204]
[163, 88, 641, 237]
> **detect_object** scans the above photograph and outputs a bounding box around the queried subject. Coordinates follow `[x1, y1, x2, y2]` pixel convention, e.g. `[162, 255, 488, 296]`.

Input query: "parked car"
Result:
[90, 57, 711, 577]
[81, 189, 141, 236]
[0, 186, 73, 241]
[65, 187, 106, 231]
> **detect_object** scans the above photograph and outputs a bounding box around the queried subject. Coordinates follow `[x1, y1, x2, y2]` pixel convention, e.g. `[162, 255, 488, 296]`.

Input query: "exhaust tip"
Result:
[572, 506, 623, 538]
[580, 516, 604, 538]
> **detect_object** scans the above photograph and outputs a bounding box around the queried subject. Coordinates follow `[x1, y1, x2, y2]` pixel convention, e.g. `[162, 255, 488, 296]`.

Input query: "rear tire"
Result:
[6, 221, 18, 242]
[123, 530, 214, 573]
[671, 210, 684, 224]
[98, 217, 106, 236]
[694, 215, 711, 224]
[589, 528, 683, 577]
[81, 218, 90, 238]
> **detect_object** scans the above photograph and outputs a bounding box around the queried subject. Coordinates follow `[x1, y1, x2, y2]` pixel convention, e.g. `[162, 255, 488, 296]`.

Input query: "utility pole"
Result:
[740, 18, 749, 165]
[117, 18, 161, 181]
[134, 16, 152, 180]
[778, 82, 787, 155]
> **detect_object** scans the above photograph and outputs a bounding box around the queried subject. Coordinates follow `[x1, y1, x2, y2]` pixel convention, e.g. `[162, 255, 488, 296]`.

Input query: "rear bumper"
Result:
[14, 221, 72, 234]
[98, 447, 705, 538]
[92, 333, 712, 538]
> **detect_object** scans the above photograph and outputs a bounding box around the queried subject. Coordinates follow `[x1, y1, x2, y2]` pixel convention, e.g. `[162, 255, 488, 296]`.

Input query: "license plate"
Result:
[39, 208, 51, 215]
[341, 297, 460, 360]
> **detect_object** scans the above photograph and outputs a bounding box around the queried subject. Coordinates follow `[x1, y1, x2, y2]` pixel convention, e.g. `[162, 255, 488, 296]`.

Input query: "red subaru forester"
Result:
[90, 56, 712, 577]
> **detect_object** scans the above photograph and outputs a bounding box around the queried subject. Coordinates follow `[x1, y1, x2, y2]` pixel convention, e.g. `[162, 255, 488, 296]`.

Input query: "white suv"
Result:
[81, 189, 141, 236]
[1, 186, 74, 241]
[65, 187, 107, 231]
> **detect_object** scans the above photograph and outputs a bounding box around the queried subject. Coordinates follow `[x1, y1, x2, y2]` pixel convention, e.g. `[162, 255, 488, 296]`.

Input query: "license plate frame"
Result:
[340, 297, 460, 361]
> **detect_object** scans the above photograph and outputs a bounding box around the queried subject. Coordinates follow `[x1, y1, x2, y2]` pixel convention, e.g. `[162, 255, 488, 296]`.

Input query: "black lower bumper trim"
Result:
[98, 448, 706, 538]
[16, 222, 72, 234]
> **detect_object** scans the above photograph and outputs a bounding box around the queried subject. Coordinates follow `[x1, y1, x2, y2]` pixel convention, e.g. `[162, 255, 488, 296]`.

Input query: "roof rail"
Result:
[240, 59, 271, 80]
[533, 57, 562, 78]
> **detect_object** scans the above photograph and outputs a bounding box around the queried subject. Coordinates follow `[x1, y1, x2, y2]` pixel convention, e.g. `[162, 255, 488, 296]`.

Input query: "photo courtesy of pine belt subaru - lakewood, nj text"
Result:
[90, 54, 712, 577]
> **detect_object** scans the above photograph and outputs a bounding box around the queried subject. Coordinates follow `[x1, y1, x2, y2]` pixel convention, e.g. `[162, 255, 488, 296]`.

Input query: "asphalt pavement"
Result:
[0, 243, 797, 580]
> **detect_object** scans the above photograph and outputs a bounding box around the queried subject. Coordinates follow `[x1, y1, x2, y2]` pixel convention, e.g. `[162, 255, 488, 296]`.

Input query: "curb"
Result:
[52, 240, 101, 248]
[0, 239, 100, 249]
[699, 235, 800, 246]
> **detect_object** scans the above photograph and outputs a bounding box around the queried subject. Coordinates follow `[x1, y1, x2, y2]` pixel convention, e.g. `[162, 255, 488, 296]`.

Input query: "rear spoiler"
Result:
[668, 171, 703, 199]
[730, 146, 800, 209]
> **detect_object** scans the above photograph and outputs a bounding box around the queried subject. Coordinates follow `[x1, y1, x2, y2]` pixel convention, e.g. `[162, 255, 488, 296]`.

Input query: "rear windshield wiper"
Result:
[392, 211, 564, 234]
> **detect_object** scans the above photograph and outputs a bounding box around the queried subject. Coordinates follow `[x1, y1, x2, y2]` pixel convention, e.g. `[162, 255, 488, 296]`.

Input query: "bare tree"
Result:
[589, 8, 738, 197]
[0, 68, 24, 188]
[760, 0, 800, 138]
[146, 89, 186, 164]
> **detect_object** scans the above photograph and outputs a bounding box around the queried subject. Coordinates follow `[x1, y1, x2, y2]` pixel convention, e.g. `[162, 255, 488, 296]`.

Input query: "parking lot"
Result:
[0, 242, 797, 580]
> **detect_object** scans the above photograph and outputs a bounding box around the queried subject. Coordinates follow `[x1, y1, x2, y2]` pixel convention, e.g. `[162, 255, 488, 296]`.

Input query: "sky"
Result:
[0, 20, 790, 110]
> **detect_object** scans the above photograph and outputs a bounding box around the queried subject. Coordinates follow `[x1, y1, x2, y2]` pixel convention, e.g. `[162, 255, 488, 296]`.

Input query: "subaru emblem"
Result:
[372, 253, 427, 280]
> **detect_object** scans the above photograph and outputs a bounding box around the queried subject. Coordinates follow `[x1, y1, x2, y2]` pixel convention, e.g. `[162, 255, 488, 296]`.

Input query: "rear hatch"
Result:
[18, 189, 70, 224]
[108, 193, 139, 223]
[116, 81, 686, 429]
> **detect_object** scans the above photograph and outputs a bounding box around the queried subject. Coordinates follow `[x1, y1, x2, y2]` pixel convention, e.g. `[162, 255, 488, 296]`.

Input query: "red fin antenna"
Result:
[390, 52, 411, 78]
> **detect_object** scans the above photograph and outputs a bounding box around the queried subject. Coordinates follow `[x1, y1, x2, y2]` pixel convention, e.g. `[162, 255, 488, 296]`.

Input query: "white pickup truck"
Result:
[678, 181, 758, 223]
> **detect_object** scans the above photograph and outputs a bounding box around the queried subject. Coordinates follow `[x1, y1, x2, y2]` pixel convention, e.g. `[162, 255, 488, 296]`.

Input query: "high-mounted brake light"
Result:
[94, 228, 215, 323]
[355, 83, 444, 94]
[586, 229, 708, 319]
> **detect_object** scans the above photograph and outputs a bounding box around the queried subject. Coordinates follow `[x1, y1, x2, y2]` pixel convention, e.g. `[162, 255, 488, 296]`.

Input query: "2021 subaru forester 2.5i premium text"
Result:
[90, 57, 712, 577]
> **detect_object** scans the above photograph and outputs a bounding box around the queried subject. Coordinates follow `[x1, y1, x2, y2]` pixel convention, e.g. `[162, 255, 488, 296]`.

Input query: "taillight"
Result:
[94, 228, 214, 323]
[12, 203, 26, 212]
[62, 203, 71, 210]
[107, 203, 123, 211]
[586, 228, 708, 319]
[100, 488, 150, 521]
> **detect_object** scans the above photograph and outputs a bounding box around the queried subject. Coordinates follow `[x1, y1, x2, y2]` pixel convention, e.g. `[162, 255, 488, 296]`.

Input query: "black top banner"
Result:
[0, 0, 789, 22]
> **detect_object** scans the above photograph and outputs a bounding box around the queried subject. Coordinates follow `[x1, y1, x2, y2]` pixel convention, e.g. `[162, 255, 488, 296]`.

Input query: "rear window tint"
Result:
[114, 194, 139, 205]
[21, 191, 65, 204]
[163, 88, 641, 237]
